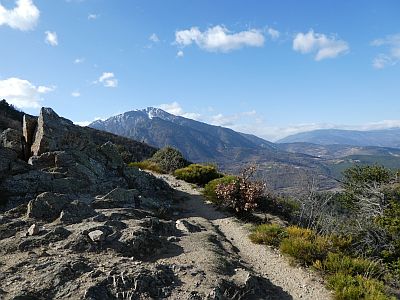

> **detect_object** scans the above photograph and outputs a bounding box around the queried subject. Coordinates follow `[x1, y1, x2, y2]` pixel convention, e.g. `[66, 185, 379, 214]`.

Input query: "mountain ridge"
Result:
[278, 128, 400, 148]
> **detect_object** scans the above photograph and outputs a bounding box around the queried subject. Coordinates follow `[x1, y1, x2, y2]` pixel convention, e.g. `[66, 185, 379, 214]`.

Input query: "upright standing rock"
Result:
[23, 114, 38, 159]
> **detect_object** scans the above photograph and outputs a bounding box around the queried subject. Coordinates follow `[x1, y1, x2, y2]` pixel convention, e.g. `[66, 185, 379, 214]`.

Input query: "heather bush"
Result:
[174, 164, 222, 185]
[203, 175, 237, 205]
[214, 166, 265, 216]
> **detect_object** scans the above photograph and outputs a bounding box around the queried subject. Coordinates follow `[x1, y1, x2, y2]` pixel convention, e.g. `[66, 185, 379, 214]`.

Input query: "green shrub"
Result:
[128, 161, 164, 173]
[150, 146, 190, 173]
[327, 273, 392, 300]
[174, 164, 222, 185]
[249, 224, 287, 247]
[316, 253, 383, 279]
[203, 175, 237, 205]
[280, 226, 333, 265]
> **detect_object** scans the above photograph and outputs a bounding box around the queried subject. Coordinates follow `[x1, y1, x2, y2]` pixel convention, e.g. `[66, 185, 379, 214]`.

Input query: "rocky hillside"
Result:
[0, 107, 331, 299]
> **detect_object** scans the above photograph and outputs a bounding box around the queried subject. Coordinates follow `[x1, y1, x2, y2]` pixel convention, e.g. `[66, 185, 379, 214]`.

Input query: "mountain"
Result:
[277, 128, 400, 148]
[277, 142, 400, 159]
[90, 107, 276, 162]
[90, 108, 336, 192]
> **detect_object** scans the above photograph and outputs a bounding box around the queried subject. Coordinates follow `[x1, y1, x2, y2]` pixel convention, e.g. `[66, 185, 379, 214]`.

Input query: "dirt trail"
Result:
[157, 173, 333, 300]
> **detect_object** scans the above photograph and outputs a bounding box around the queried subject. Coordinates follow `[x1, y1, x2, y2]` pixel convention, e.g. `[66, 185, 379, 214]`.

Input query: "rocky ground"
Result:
[0, 107, 332, 299]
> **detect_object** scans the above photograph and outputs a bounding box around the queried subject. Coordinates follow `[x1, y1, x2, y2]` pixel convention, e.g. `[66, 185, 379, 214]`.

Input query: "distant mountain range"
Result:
[89, 108, 400, 192]
[278, 128, 400, 148]
[89, 108, 335, 192]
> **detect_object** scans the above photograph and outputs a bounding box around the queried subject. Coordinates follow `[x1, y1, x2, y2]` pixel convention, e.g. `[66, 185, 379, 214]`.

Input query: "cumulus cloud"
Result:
[98, 72, 118, 88]
[45, 31, 58, 46]
[0, 0, 39, 31]
[175, 25, 265, 52]
[176, 50, 184, 57]
[0, 77, 54, 109]
[157, 102, 201, 120]
[149, 33, 159, 43]
[371, 34, 400, 69]
[293, 30, 349, 61]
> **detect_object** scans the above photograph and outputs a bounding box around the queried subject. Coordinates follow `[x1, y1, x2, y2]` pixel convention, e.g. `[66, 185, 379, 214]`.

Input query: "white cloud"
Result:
[176, 50, 184, 57]
[267, 27, 280, 40]
[158, 101, 201, 120]
[175, 25, 265, 53]
[98, 72, 118, 88]
[0, 0, 39, 31]
[88, 13, 99, 20]
[74, 121, 91, 127]
[0, 77, 54, 109]
[74, 58, 84, 64]
[149, 33, 159, 43]
[45, 31, 58, 46]
[293, 30, 349, 61]
[371, 34, 400, 69]
[71, 91, 80, 97]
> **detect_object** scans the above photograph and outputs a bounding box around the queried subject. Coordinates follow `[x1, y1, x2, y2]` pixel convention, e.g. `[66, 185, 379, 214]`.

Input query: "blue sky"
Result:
[0, 0, 400, 140]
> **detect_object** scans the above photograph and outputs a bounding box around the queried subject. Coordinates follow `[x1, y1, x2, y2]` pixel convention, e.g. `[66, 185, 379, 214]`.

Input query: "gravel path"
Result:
[158, 173, 333, 300]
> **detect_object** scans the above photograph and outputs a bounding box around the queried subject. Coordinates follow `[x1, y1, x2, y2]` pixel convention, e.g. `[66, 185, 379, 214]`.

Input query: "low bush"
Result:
[315, 253, 383, 279]
[174, 164, 222, 185]
[280, 226, 333, 265]
[327, 273, 392, 300]
[150, 146, 190, 173]
[214, 166, 265, 216]
[249, 224, 287, 247]
[203, 175, 237, 205]
[128, 161, 164, 173]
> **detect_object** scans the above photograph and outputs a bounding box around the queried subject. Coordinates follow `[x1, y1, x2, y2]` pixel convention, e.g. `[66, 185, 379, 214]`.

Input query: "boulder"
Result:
[30, 108, 92, 156]
[26, 192, 71, 221]
[0, 128, 23, 156]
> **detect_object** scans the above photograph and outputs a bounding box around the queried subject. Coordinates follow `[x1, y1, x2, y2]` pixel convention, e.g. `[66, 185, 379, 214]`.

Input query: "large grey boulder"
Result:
[27, 192, 72, 221]
[27, 192, 96, 223]
[0, 128, 23, 156]
[31, 108, 92, 156]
